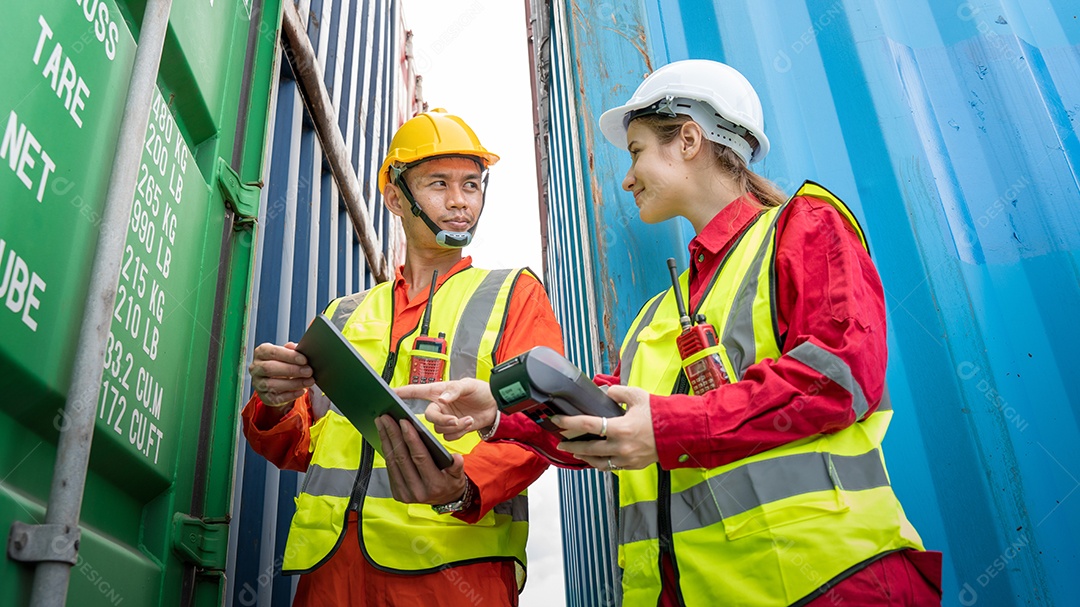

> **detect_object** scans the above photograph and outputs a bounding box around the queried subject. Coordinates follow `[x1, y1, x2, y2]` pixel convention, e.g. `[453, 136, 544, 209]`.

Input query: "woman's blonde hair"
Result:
[632, 115, 787, 208]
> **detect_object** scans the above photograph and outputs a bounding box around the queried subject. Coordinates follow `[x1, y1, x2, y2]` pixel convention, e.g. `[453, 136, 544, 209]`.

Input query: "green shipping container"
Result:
[1, 0, 282, 604]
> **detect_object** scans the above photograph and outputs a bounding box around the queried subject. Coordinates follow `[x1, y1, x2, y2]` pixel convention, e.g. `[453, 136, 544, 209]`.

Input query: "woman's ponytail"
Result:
[714, 144, 787, 208]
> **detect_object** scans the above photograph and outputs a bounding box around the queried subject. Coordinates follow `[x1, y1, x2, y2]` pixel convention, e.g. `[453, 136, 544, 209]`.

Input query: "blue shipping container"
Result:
[225, 0, 417, 604]
[531, 1, 1079, 605]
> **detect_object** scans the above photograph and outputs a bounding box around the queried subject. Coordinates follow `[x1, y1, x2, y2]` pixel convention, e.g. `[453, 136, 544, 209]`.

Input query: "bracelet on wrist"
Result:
[431, 478, 475, 514]
[478, 409, 501, 441]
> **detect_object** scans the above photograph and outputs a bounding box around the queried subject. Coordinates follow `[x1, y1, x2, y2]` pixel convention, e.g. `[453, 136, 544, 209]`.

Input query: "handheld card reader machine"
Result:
[409, 269, 448, 384]
[489, 346, 624, 441]
[669, 257, 729, 393]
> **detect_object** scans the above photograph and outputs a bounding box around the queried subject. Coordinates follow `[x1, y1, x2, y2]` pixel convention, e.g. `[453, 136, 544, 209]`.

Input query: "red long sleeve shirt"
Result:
[496, 193, 886, 466]
[492, 193, 889, 604]
[495, 193, 887, 467]
[243, 256, 564, 606]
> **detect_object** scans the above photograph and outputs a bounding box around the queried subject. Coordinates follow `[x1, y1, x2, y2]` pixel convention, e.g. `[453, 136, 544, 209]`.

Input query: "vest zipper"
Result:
[350, 444, 374, 511]
[657, 469, 676, 587]
[349, 351, 399, 512]
[658, 372, 689, 605]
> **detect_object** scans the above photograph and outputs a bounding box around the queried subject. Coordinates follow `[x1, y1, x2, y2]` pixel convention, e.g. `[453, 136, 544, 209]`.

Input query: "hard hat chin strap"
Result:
[391, 161, 488, 249]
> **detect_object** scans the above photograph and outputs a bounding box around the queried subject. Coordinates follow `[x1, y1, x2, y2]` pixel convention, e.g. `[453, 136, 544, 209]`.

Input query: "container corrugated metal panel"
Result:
[536, 1, 1079, 605]
[1, 0, 280, 603]
[542, 1, 623, 604]
[225, 1, 413, 604]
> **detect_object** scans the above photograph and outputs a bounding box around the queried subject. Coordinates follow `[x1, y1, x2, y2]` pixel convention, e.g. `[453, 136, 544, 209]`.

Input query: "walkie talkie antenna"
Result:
[667, 258, 693, 331]
[420, 269, 439, 336]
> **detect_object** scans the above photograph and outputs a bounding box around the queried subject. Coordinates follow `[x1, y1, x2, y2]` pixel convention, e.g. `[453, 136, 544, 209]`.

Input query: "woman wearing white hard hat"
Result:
[402, 60, 942, 606]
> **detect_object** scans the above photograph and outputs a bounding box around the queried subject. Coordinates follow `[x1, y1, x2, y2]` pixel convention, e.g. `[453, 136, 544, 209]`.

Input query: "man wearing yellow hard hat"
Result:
[243, 109, 563, 605]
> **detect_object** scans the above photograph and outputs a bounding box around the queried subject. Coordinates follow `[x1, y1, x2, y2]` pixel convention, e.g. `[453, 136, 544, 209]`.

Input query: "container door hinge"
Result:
[7, 521, 80, 566]
[215, 158, 261, 229]
[171, 513, 229, 570]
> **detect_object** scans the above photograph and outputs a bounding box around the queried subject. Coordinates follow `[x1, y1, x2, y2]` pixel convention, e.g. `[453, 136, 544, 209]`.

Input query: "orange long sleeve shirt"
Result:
[243, 257, 564, 606]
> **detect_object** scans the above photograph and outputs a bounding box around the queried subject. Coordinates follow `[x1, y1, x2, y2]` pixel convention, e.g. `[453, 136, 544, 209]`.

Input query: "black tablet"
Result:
[295, 314, 454, 470]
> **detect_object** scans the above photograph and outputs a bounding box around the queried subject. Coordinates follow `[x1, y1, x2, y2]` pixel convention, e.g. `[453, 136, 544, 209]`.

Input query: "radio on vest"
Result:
[668, 258, 728, 393]
[409, 269, 448, 384]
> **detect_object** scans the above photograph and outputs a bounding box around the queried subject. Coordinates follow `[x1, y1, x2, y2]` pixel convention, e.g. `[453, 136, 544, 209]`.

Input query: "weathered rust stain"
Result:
[570, 0, 587, 29]
[573, 57, 619, 354]
[602, 24, 652, 73]
[604, 278, 620, 366]
[567, 1, 661, 357]
[637, 25, 652, 73]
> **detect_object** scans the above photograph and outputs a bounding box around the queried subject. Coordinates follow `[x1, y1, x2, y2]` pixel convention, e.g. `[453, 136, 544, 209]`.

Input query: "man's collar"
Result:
[394, 256, 474, 290]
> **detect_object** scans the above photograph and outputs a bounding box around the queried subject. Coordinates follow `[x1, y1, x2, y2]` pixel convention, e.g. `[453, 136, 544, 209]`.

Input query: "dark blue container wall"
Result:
[541, 1, 1079, 605]
[224, 1, 413, 605]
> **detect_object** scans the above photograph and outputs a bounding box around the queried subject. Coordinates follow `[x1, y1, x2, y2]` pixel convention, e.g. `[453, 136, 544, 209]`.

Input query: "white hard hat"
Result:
[599, 60, 770, 164]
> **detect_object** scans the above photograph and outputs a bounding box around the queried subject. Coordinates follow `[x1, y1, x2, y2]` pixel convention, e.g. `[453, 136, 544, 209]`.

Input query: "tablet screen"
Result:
[295, 314, 454, 470]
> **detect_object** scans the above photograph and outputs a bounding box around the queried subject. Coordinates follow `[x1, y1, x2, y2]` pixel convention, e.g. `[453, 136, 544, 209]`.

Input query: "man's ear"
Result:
[678, 121, 705, 160]
[383, 184, 406, 218]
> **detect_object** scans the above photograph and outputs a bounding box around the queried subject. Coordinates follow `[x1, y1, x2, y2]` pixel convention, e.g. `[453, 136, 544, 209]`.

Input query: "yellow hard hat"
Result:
[378, 109, 500, 194]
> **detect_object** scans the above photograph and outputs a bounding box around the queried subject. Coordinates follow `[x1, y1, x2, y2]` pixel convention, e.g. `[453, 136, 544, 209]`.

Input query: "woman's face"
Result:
[622, 121, 685, 224]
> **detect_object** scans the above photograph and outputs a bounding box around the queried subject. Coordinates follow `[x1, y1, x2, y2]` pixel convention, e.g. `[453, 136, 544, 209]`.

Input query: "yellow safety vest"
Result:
[616, 182, 924, 606]
[282, 267, 530, 586]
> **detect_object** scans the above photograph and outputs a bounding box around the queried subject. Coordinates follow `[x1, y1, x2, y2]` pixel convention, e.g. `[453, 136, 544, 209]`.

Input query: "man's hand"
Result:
[551, 385, 658, 471]
[375, 415, 468, 505]
[248, 342, 314, 409]
[395, 379, 498, 441]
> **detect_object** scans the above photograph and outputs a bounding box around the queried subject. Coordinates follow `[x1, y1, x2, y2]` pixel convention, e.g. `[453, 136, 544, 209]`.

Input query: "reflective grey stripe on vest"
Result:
[450, 269, 513, 380]
[787, 341, 870, 419]
[366, 467, 394, 499]
[721, 211, 783, 382]
[301, 464, 356, 498]
[619, 449, 889, 545]
[620, 295, 665, 386]
[878, 387, 893, 412]
[620, 497, 661, 545]
[363, 468, 528, 521]
[493, 495, 529, 522]
[329, 289, 371, 330]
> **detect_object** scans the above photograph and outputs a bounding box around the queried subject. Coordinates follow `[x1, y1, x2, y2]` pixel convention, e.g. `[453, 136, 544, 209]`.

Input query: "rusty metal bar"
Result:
[525, 0, 553, 280]
[280, 0, 389, 283]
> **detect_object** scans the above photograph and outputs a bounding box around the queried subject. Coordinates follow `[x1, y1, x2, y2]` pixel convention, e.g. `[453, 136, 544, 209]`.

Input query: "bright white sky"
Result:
[400, 1, 567, 605]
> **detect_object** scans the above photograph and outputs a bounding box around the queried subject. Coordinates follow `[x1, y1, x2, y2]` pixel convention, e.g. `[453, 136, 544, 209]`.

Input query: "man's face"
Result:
[390, 156, 484, 243]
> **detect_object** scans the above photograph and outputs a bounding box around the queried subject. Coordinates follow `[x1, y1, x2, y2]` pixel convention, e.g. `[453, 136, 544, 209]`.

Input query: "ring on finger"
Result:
[599, 417, 608, 438]
[607, 458, 619, 472]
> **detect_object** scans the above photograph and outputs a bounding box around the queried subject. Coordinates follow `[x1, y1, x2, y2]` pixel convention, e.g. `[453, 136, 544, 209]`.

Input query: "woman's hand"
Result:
[552, 385, 658, 471]
[395, 378, 498, 441]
